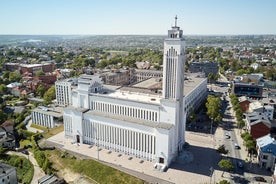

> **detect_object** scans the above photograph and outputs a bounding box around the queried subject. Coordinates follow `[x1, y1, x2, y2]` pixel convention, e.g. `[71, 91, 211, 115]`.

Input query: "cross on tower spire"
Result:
[174, 15, 178, 27]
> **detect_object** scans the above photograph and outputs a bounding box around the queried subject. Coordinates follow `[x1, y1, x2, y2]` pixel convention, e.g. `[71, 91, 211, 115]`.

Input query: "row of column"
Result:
[64, 115, 73, 137]
[82, 119, 156, 160]
[91, 101, 158, 122]
[165, 50, 177, 99]
[55, 83, 71, 106]
[135, 72, 162, 82]
[31, 111, 54, 128]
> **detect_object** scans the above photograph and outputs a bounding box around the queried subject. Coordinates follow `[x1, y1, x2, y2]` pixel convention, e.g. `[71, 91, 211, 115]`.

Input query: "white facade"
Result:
[63, 19, 186, 170]
[31, 106, 63, 128]
[184, 75, 208, 115]
[55, 78, 76, 106]
[249, 101, 274, 120]
[162, 17, 186, 152]
[256, 134, 276, 171]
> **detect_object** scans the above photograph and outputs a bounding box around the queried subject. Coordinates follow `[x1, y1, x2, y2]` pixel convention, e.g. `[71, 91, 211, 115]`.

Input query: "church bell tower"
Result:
[162, 16, 186, 152]
[162, 16, 185, 100]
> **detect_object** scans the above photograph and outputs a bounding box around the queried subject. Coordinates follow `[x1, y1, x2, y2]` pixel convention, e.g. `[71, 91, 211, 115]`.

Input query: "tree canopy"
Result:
[205, 95, 222, 122]
[218, 159, 234, 177]
[217, 145, 229, 155]
[8, 71, 22, 82]
[0, 84, 8, 95]
[43, 86, 55, 105]
[35, 70, 45, 76]
[36, 84, 46, 97]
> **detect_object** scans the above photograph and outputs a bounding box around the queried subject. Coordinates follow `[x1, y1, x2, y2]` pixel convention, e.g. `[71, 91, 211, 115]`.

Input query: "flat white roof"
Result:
[102, 89, 162, 105]
[184, 76, 206, 96]
[20, 63, 52, 68]
[32, 106, 64, 118]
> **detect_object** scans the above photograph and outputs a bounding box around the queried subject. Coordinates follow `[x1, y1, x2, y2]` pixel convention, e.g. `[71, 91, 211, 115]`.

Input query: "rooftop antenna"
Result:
[174, 15, 178, 27]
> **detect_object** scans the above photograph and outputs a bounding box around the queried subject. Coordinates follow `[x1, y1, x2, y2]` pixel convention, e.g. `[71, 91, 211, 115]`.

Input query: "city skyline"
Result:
[1, 0, 276, 35]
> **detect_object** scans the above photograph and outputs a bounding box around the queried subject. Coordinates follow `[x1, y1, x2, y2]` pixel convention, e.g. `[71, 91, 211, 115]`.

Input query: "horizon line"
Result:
[0, 33, 276, 36]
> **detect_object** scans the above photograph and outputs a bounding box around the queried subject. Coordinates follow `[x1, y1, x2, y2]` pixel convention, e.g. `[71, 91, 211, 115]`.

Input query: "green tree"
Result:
[43, 86, 55, 105]
[2, 71, 10, 80]
[36, 84, 46, 97]
[35, 70, 45, 76]
[218, 159, 234, 177]
[205, 95, 222, 123]
[9, 71, 22, 82]
[0, 146, 7, 155]
[0, 84, 8, 94]
[189, 108, 196, 125]
[237, 119, 245, 129]
[97, 59, 108, 69]
[218, 180, 231, 184]
[42, 159, 52, 174]
[0, 110, 7, 123]
[217, 145, 229, 155]
[14, 112, 25, 125]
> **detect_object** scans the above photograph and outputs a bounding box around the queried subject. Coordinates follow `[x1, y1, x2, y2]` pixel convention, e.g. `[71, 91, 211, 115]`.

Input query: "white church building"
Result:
[23, 18, 207, 170]
[29, 18, 208, 170]
[63, 19, 186, 170]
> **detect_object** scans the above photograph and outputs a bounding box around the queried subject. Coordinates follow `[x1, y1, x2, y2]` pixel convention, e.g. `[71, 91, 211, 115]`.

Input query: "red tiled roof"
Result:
[1, 120, 14, 127]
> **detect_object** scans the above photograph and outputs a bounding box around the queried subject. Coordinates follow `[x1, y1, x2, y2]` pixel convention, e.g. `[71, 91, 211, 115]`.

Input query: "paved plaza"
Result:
[46, 130, 223, 184]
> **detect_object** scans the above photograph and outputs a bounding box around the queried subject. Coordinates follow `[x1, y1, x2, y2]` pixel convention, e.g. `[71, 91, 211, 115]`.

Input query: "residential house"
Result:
[245, 112, 271, 139]
[0, 121, 15, 149]
[249, 100, 274, 120]
[239, 96, 251, 112]
[0, 162, 17, 184]
[6, 82, 22, 97]
[256, 134, 276, 171]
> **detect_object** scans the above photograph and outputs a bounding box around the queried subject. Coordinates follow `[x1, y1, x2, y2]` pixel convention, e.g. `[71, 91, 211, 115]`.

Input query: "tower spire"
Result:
[174, 15, 178, 27]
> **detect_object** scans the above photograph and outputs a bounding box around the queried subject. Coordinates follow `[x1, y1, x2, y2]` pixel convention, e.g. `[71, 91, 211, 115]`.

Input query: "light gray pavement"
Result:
[46, 131, 220, 184]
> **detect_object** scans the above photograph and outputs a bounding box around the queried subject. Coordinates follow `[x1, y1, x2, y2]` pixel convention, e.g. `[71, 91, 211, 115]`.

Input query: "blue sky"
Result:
[1, 0, 275, 35]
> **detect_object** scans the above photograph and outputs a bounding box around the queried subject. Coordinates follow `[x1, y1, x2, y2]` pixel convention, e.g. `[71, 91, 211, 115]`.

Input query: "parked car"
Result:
[237, 161, 244, 168]
[253, 176, 266, 182]
[225, 132, 231, 139]
[234, 143, 240, 149]
[21, 150, 29, 155]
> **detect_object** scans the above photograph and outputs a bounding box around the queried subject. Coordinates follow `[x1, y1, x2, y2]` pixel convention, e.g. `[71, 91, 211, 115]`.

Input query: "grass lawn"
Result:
[20, 139, 32, 148]
[43, 125, 64, 139]
[46, 149, 145, 184]
[30, 123, 47, 131]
